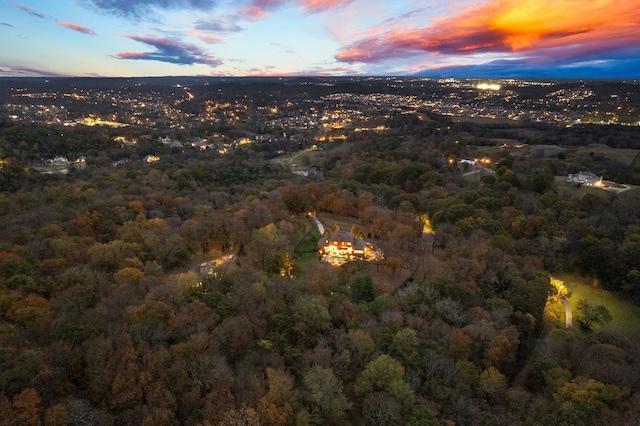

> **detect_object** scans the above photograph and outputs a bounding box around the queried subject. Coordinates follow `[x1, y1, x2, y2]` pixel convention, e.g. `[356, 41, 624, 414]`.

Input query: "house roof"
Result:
[317, 229, 369, 248]
[567, 171, 602, 183]
[578, 171, 598, 178]
[353, 239, 367, 250]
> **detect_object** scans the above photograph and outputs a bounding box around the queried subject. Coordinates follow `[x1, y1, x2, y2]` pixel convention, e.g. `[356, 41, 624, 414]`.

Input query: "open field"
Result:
[29, 164, 72, 174]
[528, 145, 565, 156]
[473, 145, 502, 154]
[271, 142, 349, 172]
[554, 176, 613, 200]
[561, 274, 640, 340]
[462, 167, 494, 183]
[567, 144, 640, 167]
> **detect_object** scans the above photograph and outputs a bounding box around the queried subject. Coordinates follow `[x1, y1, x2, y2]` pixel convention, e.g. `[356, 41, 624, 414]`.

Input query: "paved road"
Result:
[462, 166, 494, 177]
[286, 147, 314, 166]
[311, 216, 324, 235]
[561, 295, 573, 327]
[602, 184, 631, 194]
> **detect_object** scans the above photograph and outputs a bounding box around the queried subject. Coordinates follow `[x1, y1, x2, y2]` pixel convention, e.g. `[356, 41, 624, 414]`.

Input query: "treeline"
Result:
[453, 118, 640, 150]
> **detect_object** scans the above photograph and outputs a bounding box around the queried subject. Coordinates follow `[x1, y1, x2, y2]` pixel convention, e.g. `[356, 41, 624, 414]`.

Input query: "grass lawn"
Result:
[461, 168, 494, 183]
[316, 212, 363, 235]
[474, 145, 501, 154]
[560, 274, 640, 341]
[270, 142, 348, 172]
[294, 219, 322, 261]
[29, 164, 72, 174]
[554, 176, 613, 200]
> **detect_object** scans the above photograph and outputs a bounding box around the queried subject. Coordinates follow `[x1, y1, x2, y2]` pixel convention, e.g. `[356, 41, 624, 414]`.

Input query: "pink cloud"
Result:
[233, 64, 360, 76]
[235, 0, 352, 21]
[335, 0, 640, 64]
[237, 5, 271, 22]
[115, 52, 149, 59]
[187, 28, 223, 44]
[58, 22, 97, 36]
[243, 66, 281, 76]
[298, 0, 354, 13]
[237, 0, 285, 20]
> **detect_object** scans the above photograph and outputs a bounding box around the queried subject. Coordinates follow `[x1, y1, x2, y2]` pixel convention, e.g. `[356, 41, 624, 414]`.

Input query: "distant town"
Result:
[2, 77, 639, 178]
[2, 77, 639, 134]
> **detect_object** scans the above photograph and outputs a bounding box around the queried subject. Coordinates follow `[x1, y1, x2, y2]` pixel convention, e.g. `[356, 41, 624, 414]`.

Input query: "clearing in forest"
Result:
[561, 274, 640, 341]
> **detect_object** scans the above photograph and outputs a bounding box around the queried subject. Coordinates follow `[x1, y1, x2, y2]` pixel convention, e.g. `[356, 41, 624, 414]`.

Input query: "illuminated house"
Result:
[566, 171, 603, 187]
[317, 230, 372, 262]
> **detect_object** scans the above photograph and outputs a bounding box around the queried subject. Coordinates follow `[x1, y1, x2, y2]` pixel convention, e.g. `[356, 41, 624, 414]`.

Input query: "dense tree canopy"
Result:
[1, 104, 640, 425]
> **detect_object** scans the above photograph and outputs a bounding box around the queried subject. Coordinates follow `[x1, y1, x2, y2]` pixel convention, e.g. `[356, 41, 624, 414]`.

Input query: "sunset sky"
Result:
[1, 0, 639, 78]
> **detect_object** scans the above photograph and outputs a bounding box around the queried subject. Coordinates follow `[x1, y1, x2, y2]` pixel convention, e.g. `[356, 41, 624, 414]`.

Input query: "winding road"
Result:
[561, 295, 573, 328]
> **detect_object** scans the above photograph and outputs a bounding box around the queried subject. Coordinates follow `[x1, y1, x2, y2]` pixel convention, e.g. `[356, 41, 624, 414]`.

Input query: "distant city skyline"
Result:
[1, 0, 639, 78]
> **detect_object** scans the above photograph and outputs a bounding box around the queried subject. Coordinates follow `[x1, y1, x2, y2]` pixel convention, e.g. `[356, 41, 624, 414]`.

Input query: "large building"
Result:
[317, 229, 373, 264]
[566, 171, 603, 187]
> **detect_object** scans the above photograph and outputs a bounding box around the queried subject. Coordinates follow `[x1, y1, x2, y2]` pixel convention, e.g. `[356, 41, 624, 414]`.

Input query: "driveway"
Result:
[561, 295, 573, 327]
[310, 215, 324, 235]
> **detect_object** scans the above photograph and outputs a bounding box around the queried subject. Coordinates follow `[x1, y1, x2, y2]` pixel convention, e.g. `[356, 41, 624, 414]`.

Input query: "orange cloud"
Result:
[336, 0, 640, 63]
[57, 22, 97, 36]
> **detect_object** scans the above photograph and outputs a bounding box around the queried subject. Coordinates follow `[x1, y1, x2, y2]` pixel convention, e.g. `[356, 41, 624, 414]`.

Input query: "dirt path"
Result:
[511, 338, 544, 389]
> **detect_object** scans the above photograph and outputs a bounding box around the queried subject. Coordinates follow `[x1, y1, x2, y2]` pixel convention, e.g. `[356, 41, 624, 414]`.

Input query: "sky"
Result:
[1, 0, 639, 78]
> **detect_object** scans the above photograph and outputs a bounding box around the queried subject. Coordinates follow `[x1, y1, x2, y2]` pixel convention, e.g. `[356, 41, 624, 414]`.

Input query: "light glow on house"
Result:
[317, 229, 380, 266]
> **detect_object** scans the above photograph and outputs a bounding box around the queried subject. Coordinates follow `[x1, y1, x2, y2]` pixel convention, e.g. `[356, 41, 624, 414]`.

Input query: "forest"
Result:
[1, 105, 640, 425]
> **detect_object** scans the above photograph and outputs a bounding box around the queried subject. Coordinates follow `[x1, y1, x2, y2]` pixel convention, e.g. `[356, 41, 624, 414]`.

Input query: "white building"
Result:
[566, 171, 603, 187]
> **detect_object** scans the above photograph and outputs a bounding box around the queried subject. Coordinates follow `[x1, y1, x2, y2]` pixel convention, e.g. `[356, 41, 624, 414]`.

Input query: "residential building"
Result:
[566, 171, 603, 186]
[317, 229, 372, 263]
